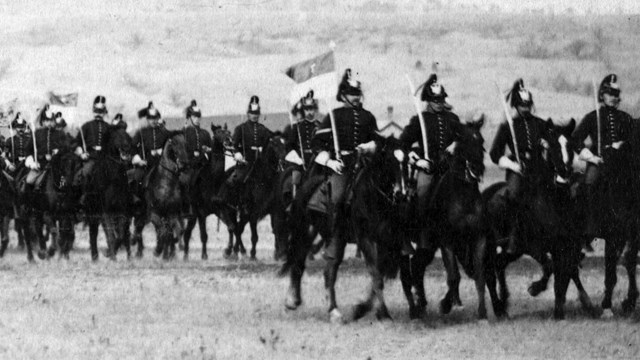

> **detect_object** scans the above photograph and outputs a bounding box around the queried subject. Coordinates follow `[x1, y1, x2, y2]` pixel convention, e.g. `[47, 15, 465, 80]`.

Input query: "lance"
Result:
[287, 101, 307, 171]
[494, 80, 521, 166]
[8, 116, 15, 163]
[325, 99, 342, 163]
[30, 116, 37, 164]
[592, 78, 602, 157]
[405, 75, 429, 160]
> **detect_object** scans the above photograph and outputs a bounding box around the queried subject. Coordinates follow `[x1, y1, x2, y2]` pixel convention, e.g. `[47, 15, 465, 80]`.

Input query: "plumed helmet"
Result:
[54, 112, 67, 128]
[247, 95, 260, 115]
[420, 74, 448, 103]
[138, 101, 161, 120]
[11, 112, 27, 129]
[598, 74, 621, 101]
[186, 99, 202, 118]
[506, 78, 533, 108]
[37, 104, 54, 125]
[301, 90, 318, 110]
[93, 95, 108, 115]
[336, 68, 362, 102]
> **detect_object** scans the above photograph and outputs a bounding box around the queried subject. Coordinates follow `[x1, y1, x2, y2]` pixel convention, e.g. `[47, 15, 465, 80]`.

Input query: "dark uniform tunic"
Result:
[184, 125, 213, 164]
[490, 114, 547, 180]
[132, 125, 171, 168]
[34, 127, 68, 165]
[399, 109, 464, 246]
[232, 121, 272, 163]
[5, 131, 34, 167]
[284, 117, 322, 167]
[310, 106, 379, 207]
[73, 116, 109, 187]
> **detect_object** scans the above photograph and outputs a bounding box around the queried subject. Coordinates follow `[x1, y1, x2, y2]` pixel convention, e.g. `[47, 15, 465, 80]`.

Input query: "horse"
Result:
[482, 118, 598, 319]
[0, 169, 31, 261]
[399, 118, 505, 321]
[220, 133, 287, 260]
[181, 123, 235, 260]
[573, 120, 640, 317]
[23, 150, 81, 260]
[83, 127, 135, 261]
[145, 132, 191, 260]
[279, 137, 405, 323]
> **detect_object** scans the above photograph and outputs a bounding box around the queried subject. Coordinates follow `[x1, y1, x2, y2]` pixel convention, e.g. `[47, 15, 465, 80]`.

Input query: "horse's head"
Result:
[261, 132, 287, 173]
[53, 152, 82, 191]
[162, 132, 190, 171]
[454, 115, 485, 184]
[211, 123, 233, 154]
[367, 136, 412, 204]
[106, 128, 133, 162]
[544, 118, 576, 184]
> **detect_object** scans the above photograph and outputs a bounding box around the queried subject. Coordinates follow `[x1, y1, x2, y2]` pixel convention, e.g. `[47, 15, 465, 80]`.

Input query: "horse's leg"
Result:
[353, 238, 391, 322]
[494, 253, 513, 309]
[412, 247, 436, 312]
[43, 214, 58, 259]
[601, 238, 620, 318]
[324, 234, 346, 323]
[183, 215, 195, 261]
[249, 217, 258, 260]
[440, 245, 462, 315]
[399, 255, 419, 319]
[198, 213, 208, 261]
[224, 227, 234, 259]
[33, 215, 47, 260]
[552, 251, 571, 320]
[120, 215, 131, 260]
[0, 216, 10, 257]
[283, 223, 316, 311]
[133, 213, 146, 258]
[621, 237, 639, 314]
[89, 216, 100, 261]
[150, 213, 163, 258]
[101, 214, 116, 261]
[570, 265, 599, 317]
[235, 217, 248, 257]
[472, 234, 489, 320]
[16, 217, 25, 250]
[59, 215, 74, 260]
[528, 252, 553, 297]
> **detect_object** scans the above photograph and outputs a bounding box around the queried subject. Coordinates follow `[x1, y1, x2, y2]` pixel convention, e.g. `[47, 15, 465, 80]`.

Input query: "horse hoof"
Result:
[329, 308, 345, 324]
[409, 306, 424, 320]
[223, 248, 232, 259]
[527, 283, 547, 297]
[27, 255, 35, 263]
[37, 251, 46, 260]
[136, 250, 143, 259]
[601, 309, 614, 319]
[183, 254, 189, 262]
[440, 299, 453, 315]
[622, 299, 637, 314]
[284, 296, 301, 311]
[553, 309, 565, 320]
[453, 304, 465, 311]
[375, 309, 393, 322]
[201, 253, 208, 261]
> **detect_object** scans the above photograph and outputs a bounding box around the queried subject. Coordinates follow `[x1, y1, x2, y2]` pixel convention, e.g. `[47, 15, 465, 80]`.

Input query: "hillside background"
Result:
[1, 0, 639, 183]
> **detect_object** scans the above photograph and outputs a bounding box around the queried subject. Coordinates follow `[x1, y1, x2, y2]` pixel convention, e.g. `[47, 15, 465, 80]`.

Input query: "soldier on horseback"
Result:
[571, 74, 634, 245]
[25, 105, 69, 193]
[73, 95, 110, 206]
[183, 100, 213, 193]
[283, 91, 322, 197]
[394, 73, 465, 255]
[307, 68, 380, 261]
[3, 112, 34, 188]
[131, 102, 171, 188]
[110, 113, 127, 131]
[228, 96, 273, 205]
[489, 79, 549, 254]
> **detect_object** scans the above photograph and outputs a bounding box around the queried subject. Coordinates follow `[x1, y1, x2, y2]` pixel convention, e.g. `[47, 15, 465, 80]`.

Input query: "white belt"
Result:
[93, 146, 102, 151]
[194, 151, 200, 157]
[150, 148, 162, 156]
[18, 156, 25, 161]
[250, 146, 263, 152]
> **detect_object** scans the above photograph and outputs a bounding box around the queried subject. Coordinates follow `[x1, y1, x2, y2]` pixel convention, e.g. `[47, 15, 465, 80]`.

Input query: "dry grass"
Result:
[0, 221, 639, 359]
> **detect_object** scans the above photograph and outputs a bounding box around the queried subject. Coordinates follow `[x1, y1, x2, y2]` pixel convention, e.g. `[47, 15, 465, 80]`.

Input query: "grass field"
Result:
[0, 220, 639, 359]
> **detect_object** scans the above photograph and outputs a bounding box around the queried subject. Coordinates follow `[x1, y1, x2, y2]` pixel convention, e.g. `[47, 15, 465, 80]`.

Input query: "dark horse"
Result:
[400, 118, 505, 320]
[482, 119, 597, 319]
[220, 133, 287, 260]
[83, 127, 135, 260]
[280, 137, 406, 323]
[25, 151, 81, 260]
[181, 123, 235, 260]
[572, 121, 640, 317]
[145, 132, 191, 259]
[0, 170, 30, 261]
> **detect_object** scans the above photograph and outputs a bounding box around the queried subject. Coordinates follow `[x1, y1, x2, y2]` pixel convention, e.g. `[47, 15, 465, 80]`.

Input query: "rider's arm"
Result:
[571, 111, 595, 154]
[489, 122, 510, 164]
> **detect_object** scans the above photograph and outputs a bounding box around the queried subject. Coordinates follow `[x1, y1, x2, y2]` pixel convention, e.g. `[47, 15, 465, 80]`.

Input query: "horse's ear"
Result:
[223, 123, 228, 130]
[567, 118, 576, 135]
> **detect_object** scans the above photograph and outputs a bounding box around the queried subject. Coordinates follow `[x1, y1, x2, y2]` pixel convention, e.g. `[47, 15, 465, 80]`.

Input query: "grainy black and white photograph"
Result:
[0, 0, 639, 358]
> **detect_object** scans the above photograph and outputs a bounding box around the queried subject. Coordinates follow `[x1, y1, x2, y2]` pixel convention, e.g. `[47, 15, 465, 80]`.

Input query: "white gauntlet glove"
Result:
[284, 150, 304, 166]
[233, 152, 245, 163]
[578, 148, 603, 165]
[356, 140, 377, 155]
[325, 159, 344, 174]
[132, 154, 147, 167]
[498, 156, 522, 174]
[415, 159, 433, 172]
[393, 149, 405, 162]
[25, 155, 39, 170]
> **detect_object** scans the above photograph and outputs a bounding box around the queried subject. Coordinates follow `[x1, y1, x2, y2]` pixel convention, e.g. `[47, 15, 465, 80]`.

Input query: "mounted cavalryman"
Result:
[571, 74, 633, 246]
[489, 79, 549, 254]
[4, 112, 34, 190]
[307, 68, 380, 262]
[394, 73, 465, 255]
[73, 95, 110, 190]
[131, 102, 171, 187]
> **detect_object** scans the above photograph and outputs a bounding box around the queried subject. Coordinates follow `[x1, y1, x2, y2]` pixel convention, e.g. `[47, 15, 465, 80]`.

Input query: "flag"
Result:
[285, 51, 336, 105]
[48, 92, 78, 107]
[0, 98, 18, 126]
